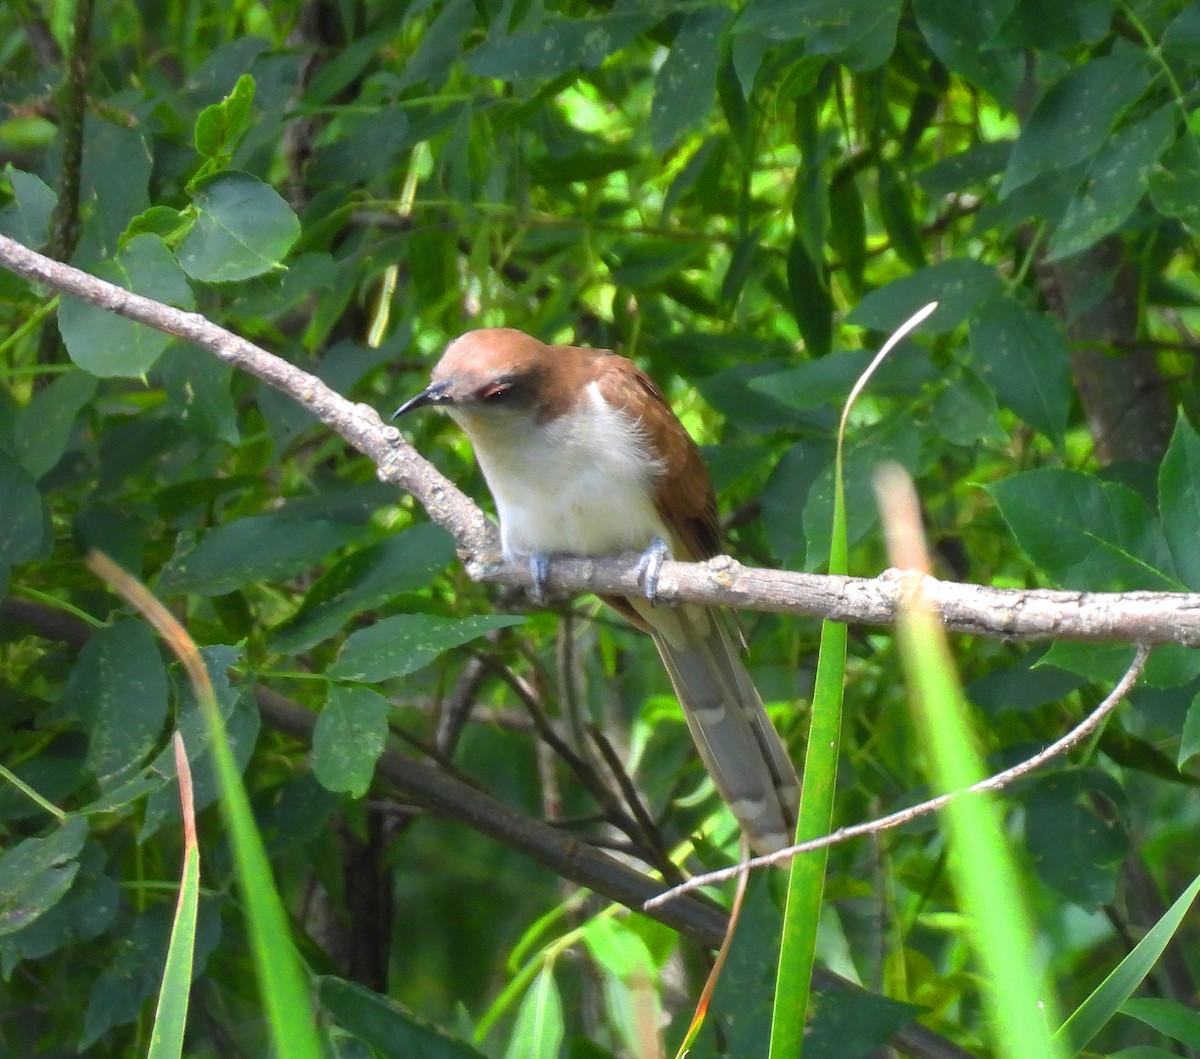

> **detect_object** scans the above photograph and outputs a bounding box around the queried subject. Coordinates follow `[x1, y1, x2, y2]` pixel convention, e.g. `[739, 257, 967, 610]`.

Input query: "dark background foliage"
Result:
[3, 0, 1200, 1055]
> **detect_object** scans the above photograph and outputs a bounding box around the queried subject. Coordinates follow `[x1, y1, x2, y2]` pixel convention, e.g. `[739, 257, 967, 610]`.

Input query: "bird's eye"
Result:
[479, 382, 511, 402]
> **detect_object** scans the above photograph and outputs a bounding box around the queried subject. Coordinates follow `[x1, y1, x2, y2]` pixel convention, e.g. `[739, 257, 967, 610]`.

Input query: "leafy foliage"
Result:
[2, 1, 1200, 1056]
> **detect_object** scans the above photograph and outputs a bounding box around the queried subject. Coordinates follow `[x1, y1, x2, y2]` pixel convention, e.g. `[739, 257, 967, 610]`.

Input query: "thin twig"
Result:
[587, 724, 684, 886]
[646, 643, 1151, 908]
[473, 652, 656, 856]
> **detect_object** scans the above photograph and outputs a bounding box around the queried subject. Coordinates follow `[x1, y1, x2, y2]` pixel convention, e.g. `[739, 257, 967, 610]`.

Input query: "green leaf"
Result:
[876, 159, 925, 269]
[751, 350, 873, 412]
[828, 169, 866, 292]
[916, 140, 1011, 197]
[160, 346, 239, 445]
[504, 968, 563, 1059]
[194, 73, 256, 160]
[650, 7, 731, 154]
[312, 686, 391, 798]
[177, 171, 300, 282]
[996, 0, 1114, 50]
[0, 166, 57, 247]
[913, 0, 1021, 105]
[760, 440, 836, 565]
[787, 237, 833, 356]
[969, 296, 1071, 440]
[64, 618, 169, 789]
[1180, 690, 1200, 768]
[0, 817, 88, 936]
[806, 989, 921, 1059]
[608, 237, 708, 289]
[397, 0, 475, 90]
[1046, 106, 1175, 261]
[0, 454, 49, 564]
[1158, 413, 1200, 590]
[328, 613, 524, 683]
[12, 369, 97, 479]
[1000, 50, 1151, 197]
[737, 0, 901, 71]
[705, 879, 781, 1052]
[177, 646, 324, 1059]
[967, 653, 1085, 716]
[310, 109, 412, 186]
[848, 258, 1001, 333]
[271, 524, 456, 653]
[1105, 1049, 1181, 1059]
[58, 234, 195, 377]
[1121, 998, 1200, 1049]
[1148, 133, 1200, 228]
[931, 368, 1009, 447]
[318, 976, 488, 1059]
[158, 515, 361, 596]
[1049, 642, 1200, 695]
[466, 13, 657, 81]
[1024, 771, 1128, 909]
[580, 919, 661, 1056]
[77, 116, 153, 255]
[529, 148, 643, 186]
[988, 468, 1178, 591]
[1165, 2, 1200, 52]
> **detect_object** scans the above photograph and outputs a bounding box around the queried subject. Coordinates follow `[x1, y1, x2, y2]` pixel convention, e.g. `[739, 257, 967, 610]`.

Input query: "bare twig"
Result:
[587, 725, 683, 886]
[646, 643, 1150, 908]
[45, 0, 93, 264]
[475, 652, 661, 860]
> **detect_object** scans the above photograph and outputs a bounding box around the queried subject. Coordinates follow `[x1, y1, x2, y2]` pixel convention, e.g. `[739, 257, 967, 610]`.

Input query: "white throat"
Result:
[454, 381, 669, 561]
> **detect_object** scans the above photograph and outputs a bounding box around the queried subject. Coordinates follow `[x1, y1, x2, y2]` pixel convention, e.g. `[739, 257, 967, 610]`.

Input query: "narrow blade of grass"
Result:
[1055, 870, 1200, 1051]
[875, 465, 1066, 1059]
[769, 303, 936, 1058]
[87, 552, 324, 1059]
[147, 732, 199, 1059]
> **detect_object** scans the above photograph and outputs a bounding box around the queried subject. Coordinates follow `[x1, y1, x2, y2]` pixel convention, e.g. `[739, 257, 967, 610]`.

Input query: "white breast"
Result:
[454, 382, 669, 561]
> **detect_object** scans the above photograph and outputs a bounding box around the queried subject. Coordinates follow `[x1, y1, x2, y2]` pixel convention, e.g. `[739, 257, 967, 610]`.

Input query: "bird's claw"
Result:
[528, 552, 551, 604]
[636, 536, 671, 605]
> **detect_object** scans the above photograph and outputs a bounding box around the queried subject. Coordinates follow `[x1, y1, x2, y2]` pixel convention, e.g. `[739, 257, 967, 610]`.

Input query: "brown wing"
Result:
[591, 350, 721, 562]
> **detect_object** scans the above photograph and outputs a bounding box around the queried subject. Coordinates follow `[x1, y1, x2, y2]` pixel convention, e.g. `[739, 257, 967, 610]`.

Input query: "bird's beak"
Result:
[392, 381, 451, 418]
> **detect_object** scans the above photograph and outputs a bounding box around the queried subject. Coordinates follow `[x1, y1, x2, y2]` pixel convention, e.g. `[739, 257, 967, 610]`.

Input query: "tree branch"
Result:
[2, 232, 1199, 647]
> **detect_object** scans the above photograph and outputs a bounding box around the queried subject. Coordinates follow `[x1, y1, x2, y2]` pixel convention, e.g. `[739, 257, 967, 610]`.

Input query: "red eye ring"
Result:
[479, 382, 511, 402]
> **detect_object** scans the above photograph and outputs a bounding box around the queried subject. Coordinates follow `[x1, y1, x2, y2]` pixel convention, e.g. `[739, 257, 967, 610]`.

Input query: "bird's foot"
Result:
[528, 552, 551, 604]
[635, 536, 671, 605]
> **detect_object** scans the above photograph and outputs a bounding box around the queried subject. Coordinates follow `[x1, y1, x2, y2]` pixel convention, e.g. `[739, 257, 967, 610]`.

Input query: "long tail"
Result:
[628, 599, 801, 854]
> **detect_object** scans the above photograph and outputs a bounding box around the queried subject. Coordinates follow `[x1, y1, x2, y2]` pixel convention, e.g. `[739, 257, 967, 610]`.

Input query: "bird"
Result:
[393, 327, 800, 854]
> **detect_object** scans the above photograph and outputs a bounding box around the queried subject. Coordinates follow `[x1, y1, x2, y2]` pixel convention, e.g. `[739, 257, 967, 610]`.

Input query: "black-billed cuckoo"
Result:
[394, 327, 800, 853]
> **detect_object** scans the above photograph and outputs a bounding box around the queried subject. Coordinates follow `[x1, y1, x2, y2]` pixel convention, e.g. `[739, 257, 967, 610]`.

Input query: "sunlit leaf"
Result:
[312, 686, 390, 798]
[177, 172, 300, 282]
[328, 614, 524, 683]
[1000, 50, 1151, 196]
[59, 234, 194, 377]
[989, 469, 1178, 591]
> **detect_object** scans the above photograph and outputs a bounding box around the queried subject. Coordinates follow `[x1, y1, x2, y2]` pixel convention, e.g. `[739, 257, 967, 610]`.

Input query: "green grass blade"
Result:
[876, 466, 1066, 1059]
[769, 303, 936, 1058]
[768, 478, 848, 1058]
[146, 733, 199, 1059]
[88, 552, 324, 1059]
[1055, 870, 1200, 1051]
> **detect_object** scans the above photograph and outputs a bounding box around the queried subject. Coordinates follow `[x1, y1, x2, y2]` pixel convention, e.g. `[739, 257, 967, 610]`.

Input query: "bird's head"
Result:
[392, 328, 564, 424]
